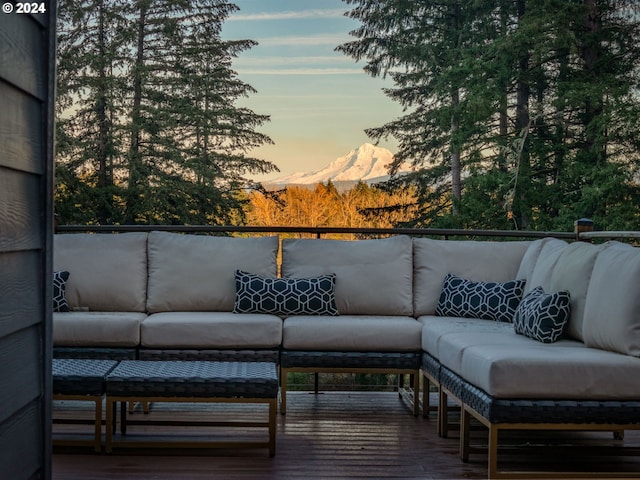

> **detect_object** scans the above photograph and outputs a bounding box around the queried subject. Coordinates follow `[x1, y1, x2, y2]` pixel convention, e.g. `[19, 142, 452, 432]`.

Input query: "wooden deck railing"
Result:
[55, 224, 579, 241]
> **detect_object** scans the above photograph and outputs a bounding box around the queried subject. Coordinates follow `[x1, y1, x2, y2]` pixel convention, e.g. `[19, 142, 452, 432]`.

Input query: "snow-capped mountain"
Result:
[269, 143, 413, 186]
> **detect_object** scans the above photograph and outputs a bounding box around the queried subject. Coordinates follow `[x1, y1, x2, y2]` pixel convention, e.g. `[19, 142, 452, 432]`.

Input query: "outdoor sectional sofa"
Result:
[52, 231, 640, 478]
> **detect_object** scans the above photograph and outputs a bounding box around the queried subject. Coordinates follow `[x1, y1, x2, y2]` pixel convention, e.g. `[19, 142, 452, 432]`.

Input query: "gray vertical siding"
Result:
[0, 5, 55, 479]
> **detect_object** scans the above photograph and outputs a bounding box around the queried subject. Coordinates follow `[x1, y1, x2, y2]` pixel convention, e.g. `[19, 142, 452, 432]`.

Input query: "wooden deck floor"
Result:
[52, 391, 640, 479]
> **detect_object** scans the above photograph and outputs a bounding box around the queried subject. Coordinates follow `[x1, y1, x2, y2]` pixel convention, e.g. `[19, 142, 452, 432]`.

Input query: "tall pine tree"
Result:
[56, 0, 276, 225]
[338, 0, 640, 231]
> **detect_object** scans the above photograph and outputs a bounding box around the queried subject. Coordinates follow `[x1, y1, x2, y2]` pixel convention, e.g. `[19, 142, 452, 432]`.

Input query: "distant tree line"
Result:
[338, 0, 640, 231]
[247, 182, 418, 237]
[55, 0, 276, 225]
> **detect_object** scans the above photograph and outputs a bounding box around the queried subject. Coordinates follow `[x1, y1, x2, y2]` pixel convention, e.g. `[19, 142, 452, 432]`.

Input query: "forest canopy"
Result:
[55, 0, 640, 232]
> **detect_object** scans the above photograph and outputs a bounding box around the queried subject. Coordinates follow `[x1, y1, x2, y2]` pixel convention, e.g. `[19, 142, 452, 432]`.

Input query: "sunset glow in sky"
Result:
[222, 0, 402, 180]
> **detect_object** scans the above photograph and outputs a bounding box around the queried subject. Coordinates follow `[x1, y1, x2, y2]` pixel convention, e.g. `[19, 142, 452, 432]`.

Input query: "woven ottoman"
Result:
[52, 358, 120, 452]
[104, 361, 279, 456]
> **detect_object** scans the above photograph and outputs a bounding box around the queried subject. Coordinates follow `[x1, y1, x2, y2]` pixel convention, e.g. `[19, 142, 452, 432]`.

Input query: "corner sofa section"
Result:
[419, 237, 640, 478]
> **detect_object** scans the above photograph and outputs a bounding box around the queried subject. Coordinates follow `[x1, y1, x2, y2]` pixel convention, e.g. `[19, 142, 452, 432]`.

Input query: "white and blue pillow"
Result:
[53, 270, 70, 312]
[513, 286, 571, 343]
[233, 270, 339, 316]
[436, 273, 526, 322]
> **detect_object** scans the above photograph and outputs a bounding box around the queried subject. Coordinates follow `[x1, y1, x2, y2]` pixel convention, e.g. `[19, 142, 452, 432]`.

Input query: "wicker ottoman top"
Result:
[106, 361, 278, 398]
[53, 358, 120, 395]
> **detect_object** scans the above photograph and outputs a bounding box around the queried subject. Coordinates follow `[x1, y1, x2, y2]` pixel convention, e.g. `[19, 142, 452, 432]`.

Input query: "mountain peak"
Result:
[269, 144, 412, 186]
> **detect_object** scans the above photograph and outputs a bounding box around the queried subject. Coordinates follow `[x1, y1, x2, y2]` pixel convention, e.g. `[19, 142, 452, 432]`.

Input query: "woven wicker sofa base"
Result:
[53, 347, 138, 360]
[139, 348, 280, 363]
[280, 351, 421, 416]
[281, 350, 421, 369]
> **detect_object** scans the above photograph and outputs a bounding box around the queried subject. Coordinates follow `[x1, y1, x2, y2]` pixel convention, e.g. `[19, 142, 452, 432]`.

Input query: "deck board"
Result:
[53, 391, 640, 479]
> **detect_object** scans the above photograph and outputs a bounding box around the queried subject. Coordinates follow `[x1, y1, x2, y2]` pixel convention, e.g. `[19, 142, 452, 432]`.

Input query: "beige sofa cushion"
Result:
[515, 238, 547, 281]
[459, 341, 640, 399]
[413, 239, 530, 316]
[548, 241, 600, 341]
[141, 312, 282, 349]
[146, 232, 279, 313]
[53, 312, 144, 347]
[419, 315, 513, 361]
[53, 233, 148, 312]
[422, 315, 640, 399]
[281, 236, 413, 316]
[282, 315, 421, 351]
[524, 238, 567, 293]
[583, 242, 640, 356]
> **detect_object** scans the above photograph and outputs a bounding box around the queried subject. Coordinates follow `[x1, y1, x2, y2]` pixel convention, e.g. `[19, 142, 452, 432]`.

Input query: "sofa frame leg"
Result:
[460, 406, 470, 462]
[280, 368, 287, 415]
[438, 389, 448, 437]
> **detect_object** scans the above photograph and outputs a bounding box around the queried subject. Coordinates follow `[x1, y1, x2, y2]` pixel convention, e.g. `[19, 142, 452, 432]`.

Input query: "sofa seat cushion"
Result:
[53, 312, 144, 347]
[283, 315, 421, 351]
[458, 341, 640, 400]
[419, 316, 513, 360]
[141, 312, 282, 349]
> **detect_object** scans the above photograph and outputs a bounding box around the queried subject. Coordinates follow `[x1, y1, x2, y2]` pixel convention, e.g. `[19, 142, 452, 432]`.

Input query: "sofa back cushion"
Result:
[548, 241, 600, 341]
[583, 241, 640, 356]
[281, 235, 413, 316]
[523, 238, 567, 294]
[146, 232, 279, 313]
[53, 233, 149, 312]
[515, 238, 547, 281]
[413, 239, 530, 317]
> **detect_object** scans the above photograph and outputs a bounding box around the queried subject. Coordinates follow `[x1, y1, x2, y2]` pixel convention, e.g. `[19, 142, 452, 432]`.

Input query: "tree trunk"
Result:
[126, 1, 147, 224]
[515, 0, 530, 229]
[581, 0, 604, 164]
[96, 0, 110, 223]
[450, 88, 462, 215]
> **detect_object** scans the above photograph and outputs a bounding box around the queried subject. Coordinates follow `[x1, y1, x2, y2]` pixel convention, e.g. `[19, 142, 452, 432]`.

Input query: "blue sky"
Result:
[222, 0, 402, 180]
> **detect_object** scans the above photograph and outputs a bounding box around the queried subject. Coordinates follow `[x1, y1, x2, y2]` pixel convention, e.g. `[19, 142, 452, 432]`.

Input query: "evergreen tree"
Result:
[339, 0, 640, 231]
[56, 0, 130, 224]
[55, 0, 276, 225]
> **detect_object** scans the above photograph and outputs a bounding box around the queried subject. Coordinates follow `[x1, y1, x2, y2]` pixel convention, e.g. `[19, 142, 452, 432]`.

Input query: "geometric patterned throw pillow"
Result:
[513, 286, 571, 343]
[53, 270, 70, 312]
[435, 273, 526, 322]
[233, 270, 339, 316]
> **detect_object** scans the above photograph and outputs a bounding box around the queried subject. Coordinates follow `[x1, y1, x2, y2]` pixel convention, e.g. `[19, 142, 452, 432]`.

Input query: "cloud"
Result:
[234, 56, 354, 67]
[238, 67, 363, 76]
[256, 33, 348, 47]
[228, 8, 347, 21]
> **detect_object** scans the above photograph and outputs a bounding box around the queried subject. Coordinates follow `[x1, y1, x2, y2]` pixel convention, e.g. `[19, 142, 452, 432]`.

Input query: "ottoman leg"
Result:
[268, 398, 277, 457]
[94, 397, 102, 453]
[105, 398, 114, 453]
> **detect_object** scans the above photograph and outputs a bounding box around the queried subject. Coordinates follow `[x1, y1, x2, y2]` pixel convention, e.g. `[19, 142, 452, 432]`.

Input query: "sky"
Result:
[221, 0, 403, 181]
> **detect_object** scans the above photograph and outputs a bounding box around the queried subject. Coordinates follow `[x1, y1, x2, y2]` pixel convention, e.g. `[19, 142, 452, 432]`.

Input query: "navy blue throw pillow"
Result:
[435, 273, 525, 322]
[233, 270, 339, 316]
[513, 286, 571, 343]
